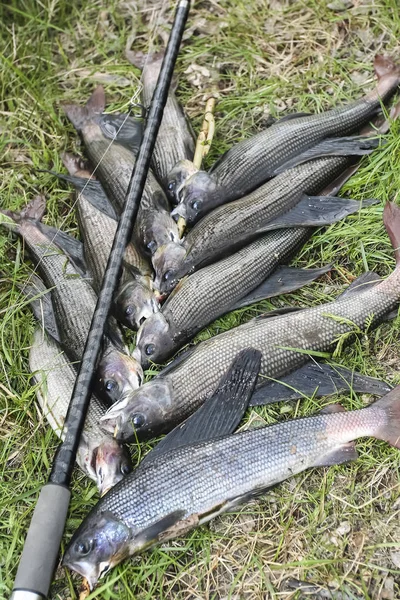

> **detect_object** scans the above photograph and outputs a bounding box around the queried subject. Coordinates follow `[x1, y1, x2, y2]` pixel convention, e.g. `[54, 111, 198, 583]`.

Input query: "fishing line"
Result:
[11, 3, 190, 599]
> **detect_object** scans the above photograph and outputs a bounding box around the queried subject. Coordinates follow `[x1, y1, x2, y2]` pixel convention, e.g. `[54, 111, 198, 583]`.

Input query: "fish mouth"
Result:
[171, 204, 187, 221]
[62, 559, 104, 591]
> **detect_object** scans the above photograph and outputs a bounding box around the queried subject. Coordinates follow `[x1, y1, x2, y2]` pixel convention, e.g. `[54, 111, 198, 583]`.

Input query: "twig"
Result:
[177, 95, 217, 237]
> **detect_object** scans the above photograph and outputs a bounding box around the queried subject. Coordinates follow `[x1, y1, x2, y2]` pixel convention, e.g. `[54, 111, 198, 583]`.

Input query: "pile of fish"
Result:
[3, 51, 400, 591]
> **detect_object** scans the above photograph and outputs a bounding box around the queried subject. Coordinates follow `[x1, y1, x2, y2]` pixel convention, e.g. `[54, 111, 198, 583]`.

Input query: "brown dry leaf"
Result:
[184, 64, 211, 88]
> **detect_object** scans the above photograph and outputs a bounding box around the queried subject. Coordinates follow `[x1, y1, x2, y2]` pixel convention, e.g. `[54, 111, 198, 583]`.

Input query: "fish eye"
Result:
[163, 269, 174, 282]
[125, 305, 134, 317]
[74, 539, 93, 556]
[121, 462, 132, 475]
[168, 181, 175, 191]
[190, 200, 201, 211]
[145, 343, 155, 356]
[106, 380, 117, 392]
[147, 240, 157, 253]
[131, 413, 145, 429]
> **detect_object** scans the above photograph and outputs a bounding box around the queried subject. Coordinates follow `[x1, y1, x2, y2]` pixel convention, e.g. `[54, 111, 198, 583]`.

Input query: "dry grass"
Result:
[1, 0, 400, 599]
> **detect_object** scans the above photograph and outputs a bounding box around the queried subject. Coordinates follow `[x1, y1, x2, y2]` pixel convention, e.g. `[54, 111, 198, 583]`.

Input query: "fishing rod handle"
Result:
[11, 484, 70, 600]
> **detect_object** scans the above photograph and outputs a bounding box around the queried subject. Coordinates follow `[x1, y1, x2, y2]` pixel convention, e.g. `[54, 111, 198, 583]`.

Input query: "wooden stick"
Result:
[177, 95, 217, 236]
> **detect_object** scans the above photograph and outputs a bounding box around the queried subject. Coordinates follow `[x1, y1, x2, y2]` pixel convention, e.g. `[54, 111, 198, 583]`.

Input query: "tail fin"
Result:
[62, 86, 106, 131]
[372, 386, 400, 448]
[372, 55, 400, 99]
[0, 195, 45, 226]
[125, 49, 164, 70]
[383, 202, 400, 264]
[61, 152, 93, 179]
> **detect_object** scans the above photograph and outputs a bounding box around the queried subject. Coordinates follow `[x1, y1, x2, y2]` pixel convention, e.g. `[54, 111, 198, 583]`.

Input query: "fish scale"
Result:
[210, 74, 399, 196]
[30, 329, 104, 437]
[168, 287, 392, 419]
[180, 156, 350, 273]
[85, 141, 167, 215]
[76, 192, 150, 292]
[19, 220, 97, 363]
[165, 228, 310, 332]
[105, 265, 400, 441]
[140, 54, 195, 185]
[98, 405, 382, 525]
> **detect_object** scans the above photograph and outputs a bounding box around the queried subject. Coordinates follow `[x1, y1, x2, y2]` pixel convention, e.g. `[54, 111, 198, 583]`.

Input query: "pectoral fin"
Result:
[256, 196, 377, 232]
[230, 265, 331, 310]
[249, 362, 392, 406]
[37, 222, 87, 277]
[272, 135, 381, 175]
[18, 274, 61, 343]
[145, 348, 261, 460]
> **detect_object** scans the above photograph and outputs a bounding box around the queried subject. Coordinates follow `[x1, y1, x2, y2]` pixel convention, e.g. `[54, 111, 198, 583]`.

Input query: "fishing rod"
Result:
[10, 2, 190, 598]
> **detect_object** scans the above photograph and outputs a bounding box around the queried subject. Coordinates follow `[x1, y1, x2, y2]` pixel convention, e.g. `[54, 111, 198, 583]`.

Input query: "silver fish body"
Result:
[1, 214, 143, 404]
[73, 177, 159, 330]
[75, 181, 151, 288]
[63, 89, 180, 260]
[160, 156, 356, 293]
[136, 228, 312, 366]
[30, 329, 132, 495]
[103, 240, 400, 441]
[64, 386, 400, 588]
[172, 56, 400, 223]
[139, 53, 195, 190]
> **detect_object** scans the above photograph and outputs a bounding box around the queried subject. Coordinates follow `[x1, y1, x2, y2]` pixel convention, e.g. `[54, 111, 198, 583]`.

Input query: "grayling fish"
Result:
[63, 88, 185, 277]
[64, 382, 400, 588]
[126, 51, 196, 192]
[170, 55, 400, 224]
[58, 153, 159, 330]
[101, 202, 400, 441]
[158, 154, 378, 294]
[0, 197, 143, 405]
[135, 228, 328, 366]
[30, 329, 132, 496]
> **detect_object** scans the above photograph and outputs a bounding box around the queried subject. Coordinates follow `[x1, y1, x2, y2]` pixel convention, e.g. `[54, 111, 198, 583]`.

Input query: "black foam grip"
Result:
[12, 484, 70, 597]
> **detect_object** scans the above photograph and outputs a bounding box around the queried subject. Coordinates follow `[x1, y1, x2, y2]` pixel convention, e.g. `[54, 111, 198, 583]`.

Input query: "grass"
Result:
[1, 0, 400, 598]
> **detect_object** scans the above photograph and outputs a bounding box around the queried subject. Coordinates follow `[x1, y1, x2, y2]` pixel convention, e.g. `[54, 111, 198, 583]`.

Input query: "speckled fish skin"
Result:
[173, 56, 400, 221]
[67, 162, 159, 330]
[75, 179, 152, 288]
[2, 214, 143, 403]
[103, 237, 400, 441]
[62, 89, 180, 259]
[30, 329, 132, 495]
[17, 218, 98, 363]
[136, 228, 312, 366]
[64, 386, 400, 589]
[139, 53, 195, 188]
[162, 156, 354, 290]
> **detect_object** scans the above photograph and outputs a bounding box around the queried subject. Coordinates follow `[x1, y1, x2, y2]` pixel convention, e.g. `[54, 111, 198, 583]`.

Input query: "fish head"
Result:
[63, 510, 132, 590]
[77, 434, 132, 495]
[96, 349, 144, 406]
[153, 242, 186, 295]
[166, 159, 199, 204]
[142, 210, 180, 256]
[113, 280, 160, 331]
[100, 378, 172, 442]
[135, 312, 175, 368]
[171, 171, 217, 225]
[94, 439, 133, 496]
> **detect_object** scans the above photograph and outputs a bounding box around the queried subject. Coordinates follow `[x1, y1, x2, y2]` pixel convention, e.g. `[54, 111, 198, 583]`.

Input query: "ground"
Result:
[1, 0, 400, 598]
